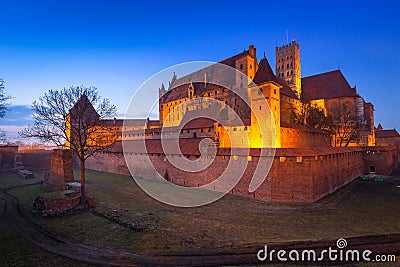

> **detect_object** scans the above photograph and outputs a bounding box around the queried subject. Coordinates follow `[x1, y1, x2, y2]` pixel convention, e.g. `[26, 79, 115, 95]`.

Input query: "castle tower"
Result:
[158, 83, 166, 123]
[235, 45, 258, 84]
[275, 40, 301, 97]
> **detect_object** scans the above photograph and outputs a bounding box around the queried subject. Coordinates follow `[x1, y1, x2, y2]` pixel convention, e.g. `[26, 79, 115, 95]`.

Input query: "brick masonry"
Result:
[85, 146, 399, 203]
[44, 149, 75, 191]
[20, 151, 52, 170]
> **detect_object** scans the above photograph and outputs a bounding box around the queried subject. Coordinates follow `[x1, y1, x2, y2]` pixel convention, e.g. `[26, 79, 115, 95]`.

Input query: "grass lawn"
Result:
[1, 167, 399, 265]
[0, 171, 92, 266]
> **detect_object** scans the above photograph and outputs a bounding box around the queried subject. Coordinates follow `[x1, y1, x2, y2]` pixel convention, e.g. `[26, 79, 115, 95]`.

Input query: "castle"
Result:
[75, 41, 398, 203]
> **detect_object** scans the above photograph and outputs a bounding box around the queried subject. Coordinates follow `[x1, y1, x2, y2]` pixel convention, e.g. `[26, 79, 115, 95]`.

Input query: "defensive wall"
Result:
[85, 142, 399, 203]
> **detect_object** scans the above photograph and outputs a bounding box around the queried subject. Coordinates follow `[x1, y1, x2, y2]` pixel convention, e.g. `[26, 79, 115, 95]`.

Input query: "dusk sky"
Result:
[0, 0, 399, 140]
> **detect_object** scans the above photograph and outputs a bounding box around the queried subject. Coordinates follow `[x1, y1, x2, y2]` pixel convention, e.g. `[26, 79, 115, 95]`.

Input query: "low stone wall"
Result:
[34, 190, 95, 215]
[85, 145, 399, 203]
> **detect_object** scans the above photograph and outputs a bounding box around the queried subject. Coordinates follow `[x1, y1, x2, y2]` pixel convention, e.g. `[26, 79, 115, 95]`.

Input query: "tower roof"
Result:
[69, 94, 99, 119]
[301, 70, 358, 101]
[253, 57, 278, 85]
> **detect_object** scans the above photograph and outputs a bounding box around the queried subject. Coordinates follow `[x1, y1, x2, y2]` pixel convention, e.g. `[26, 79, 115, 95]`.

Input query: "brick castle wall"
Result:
[85, 146, 398, 203]
[20, 151, 52, 170]
[280, 127, 331, 148]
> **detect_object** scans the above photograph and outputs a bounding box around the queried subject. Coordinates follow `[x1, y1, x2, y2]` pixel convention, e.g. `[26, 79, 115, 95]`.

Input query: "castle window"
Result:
[207, 92, 210, 97]
[250, 64, 252, 69]
[258, 89, 262, 95]
[290, 62, 293, 67]
[287, 64, 289, 68]
[215, 91, 217, 94]
[259, 105, 262, 110]
[222, 88, 225, 93]
[233, 155, 238, 160]
[287, 71, 289, 76]
[201, 129, 203, 133]
[274, 89, 276, 94]
[240, 64, 243, 69]
[291, 70, 293, 75]
[278, 66, 280, 70]
[247, 156, 252, 161]
[280, 157, 286, 162]
[296, 156, 303, 163]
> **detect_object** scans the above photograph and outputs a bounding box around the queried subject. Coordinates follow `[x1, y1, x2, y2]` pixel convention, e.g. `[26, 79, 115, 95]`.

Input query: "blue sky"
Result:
[0, 0, 399, 140]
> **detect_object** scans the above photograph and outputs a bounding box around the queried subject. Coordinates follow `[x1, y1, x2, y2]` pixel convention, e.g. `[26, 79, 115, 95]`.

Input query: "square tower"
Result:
[275, 40, 301, 97]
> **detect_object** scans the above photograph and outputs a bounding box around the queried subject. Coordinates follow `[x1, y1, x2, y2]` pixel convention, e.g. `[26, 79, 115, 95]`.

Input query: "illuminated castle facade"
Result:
[79, 42, 399, 203]
[155, 41, 375, 148]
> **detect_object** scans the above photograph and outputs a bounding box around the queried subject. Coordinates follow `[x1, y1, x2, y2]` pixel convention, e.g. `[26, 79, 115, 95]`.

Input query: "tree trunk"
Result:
[80, 156, 86, 205]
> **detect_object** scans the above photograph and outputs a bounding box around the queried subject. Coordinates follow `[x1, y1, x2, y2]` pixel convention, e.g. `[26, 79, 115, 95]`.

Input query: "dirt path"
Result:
[1, 183, 399, 266]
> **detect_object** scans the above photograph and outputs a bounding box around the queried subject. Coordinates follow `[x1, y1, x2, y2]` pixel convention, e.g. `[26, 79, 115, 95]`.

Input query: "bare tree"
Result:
[0, 78, 12, 144]
[329, 104, 363, 147]
[20, 86, 117, 204]
[0, 78, 11, 118]
[290, 102, 332, 131]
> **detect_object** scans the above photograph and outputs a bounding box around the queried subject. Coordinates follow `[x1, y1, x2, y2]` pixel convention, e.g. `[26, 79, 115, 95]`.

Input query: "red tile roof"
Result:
[161, 49, 254, 103]
[301, 70, 358, 101]
[69, 94, 100, 119]
[253, 57, 277, 85]
[375, 129, 400, 138]
[162, 82, 221, 103]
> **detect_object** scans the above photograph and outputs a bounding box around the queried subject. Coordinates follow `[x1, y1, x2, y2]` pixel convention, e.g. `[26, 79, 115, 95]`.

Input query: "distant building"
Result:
[375, 123, 400, 147]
